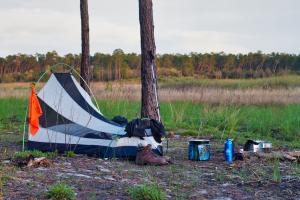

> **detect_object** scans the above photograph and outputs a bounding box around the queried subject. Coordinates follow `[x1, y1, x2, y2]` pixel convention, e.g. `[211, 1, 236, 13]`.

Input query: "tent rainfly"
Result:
[27, 72, 162, 158]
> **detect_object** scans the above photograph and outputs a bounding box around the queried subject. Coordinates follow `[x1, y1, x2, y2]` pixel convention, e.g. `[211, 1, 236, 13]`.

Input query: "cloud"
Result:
[156, 30, 251, 54]
[0, 0, 299, 56]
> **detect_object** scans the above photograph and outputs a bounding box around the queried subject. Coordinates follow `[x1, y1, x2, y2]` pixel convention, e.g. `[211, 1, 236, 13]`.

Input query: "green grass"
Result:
[13, 150, 58, 159]
[64, 151, 76, 158]
[99, 100, 300, 148]
[0, 98, 26, 132]
[47, 182, 76, 200]
[273, 159, 281, 183]
[128, 183, 166, 200]
[0, 98, 300, 148]
[159, 75, 300, 89]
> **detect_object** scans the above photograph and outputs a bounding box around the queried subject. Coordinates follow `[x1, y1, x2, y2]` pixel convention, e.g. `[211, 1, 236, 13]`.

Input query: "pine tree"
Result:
[138, 0, 160, 121]
[80, 0, 90, 93]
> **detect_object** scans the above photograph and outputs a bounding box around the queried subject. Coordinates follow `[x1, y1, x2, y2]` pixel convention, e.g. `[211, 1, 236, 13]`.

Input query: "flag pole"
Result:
[22, 106, 28, 151]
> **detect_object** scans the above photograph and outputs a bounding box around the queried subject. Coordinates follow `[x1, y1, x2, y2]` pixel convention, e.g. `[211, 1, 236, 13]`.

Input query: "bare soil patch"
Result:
[1, 136, 299, 200]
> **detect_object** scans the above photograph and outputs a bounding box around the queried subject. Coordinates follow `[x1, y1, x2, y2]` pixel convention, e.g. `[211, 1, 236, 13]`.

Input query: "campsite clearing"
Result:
[0, 136, 300, 199]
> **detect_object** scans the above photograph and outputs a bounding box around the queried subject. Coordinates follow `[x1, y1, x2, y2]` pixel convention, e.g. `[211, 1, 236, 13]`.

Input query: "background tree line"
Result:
[1, 49, 300, 82]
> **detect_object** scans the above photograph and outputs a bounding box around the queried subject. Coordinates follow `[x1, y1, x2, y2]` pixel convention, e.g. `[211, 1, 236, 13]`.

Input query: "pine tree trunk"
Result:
[80, 0, 90, 93]
[139, 0, 160, 121]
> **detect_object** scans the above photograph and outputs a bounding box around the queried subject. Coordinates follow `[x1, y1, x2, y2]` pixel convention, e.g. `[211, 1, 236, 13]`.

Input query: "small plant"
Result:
[128, 183, 166, 200]
[13, 150, 58, 159]
[221, 109, 240, 140]
[46, 150, 59, 158]
[65, 151, 76, 158]
[47, 182, 76, 200]
[273, 159, 281, 183]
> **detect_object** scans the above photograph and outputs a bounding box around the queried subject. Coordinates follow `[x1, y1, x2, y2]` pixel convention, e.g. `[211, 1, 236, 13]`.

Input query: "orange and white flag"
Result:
[29, 84, 42, 136]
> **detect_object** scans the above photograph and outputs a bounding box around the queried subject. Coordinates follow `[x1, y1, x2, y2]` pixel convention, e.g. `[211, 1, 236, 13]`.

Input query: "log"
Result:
[243, 151, 298, 162]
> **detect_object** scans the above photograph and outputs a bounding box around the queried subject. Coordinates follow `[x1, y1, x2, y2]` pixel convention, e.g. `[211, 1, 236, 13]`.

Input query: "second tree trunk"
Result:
[139, 0, 160, 121]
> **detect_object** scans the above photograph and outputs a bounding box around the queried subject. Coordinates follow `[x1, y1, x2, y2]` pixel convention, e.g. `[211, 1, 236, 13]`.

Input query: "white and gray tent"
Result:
[28, 72, 162, 158]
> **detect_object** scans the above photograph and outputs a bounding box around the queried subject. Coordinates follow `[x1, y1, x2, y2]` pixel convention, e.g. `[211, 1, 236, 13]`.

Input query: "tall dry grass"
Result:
[1, 81, 300, 105]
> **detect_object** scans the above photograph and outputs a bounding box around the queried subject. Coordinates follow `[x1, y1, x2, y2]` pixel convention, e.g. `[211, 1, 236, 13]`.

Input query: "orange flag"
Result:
[29, 84, 43, 136]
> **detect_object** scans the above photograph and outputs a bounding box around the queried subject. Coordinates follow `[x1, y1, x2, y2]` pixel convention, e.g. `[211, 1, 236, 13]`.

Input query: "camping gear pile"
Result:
[224, 138, 274, 162]
[187, 138, 277, 163]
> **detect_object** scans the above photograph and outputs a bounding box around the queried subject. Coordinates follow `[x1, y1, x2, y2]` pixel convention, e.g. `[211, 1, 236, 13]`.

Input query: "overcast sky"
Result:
[0, 0, 299, 56]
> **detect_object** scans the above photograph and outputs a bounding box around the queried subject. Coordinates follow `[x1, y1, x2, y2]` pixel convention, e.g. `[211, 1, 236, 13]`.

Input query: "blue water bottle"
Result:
[224, 138, 233, 163]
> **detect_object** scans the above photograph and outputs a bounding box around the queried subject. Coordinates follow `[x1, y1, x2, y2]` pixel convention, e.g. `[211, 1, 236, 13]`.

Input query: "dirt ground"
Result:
[0, 136, 300, 200]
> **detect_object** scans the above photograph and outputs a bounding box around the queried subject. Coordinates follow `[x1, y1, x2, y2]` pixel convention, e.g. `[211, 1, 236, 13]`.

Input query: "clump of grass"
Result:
[273, 159, 281, 183]
[14, 150, 46, 159]
[13, 150, 58, 159]
[47, 182, 76, 200]
[64, 151, 76, 158]
[47, 150, 59, 158]
[128, 183, 166, 200]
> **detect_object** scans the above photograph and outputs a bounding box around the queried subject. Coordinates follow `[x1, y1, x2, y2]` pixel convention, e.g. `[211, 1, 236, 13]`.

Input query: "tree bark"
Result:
[80, 0, 90, 93]
[138, 0, 160, 121]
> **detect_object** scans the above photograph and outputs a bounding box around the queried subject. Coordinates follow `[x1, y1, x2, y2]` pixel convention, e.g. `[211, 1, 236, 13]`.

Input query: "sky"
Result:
[0, 0, 299, 56]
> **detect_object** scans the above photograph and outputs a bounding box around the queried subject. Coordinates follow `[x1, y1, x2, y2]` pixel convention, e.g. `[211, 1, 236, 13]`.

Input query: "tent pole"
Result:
[22, 106, 28, 151]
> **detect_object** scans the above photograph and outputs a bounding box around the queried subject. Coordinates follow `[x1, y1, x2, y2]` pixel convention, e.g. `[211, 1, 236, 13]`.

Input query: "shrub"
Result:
[47, 182, 76, 200]
[128, 183, 166, 200]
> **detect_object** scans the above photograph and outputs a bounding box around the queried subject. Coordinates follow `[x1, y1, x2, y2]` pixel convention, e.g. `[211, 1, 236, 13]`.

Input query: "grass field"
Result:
[159, 75, 300, 89]
[2, 77, 300, 104]
[1, 98, 299, 148]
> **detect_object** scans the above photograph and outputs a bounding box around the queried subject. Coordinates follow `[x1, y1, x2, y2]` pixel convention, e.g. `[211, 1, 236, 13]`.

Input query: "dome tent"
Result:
[27, 66, 162, 158]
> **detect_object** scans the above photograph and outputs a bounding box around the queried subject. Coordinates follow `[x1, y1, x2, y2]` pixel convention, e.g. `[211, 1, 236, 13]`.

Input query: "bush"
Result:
[47, 182, 76, 200]
[128, 183, 166, 200]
